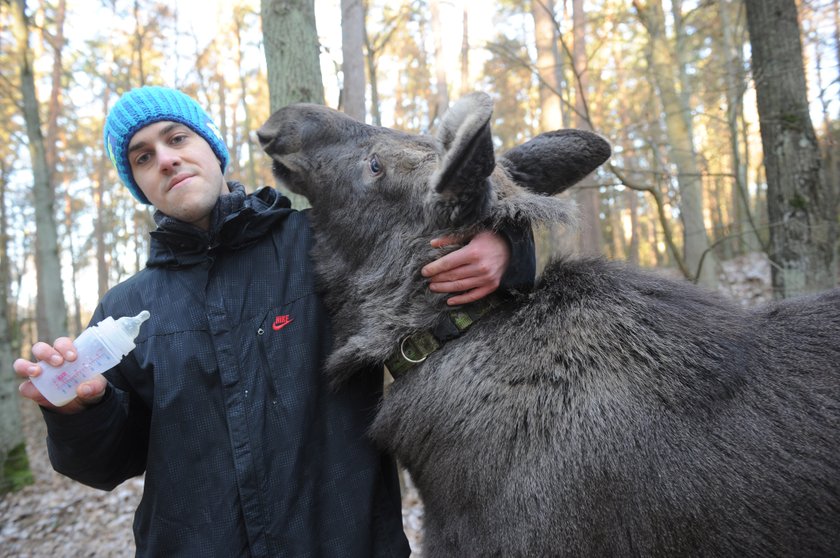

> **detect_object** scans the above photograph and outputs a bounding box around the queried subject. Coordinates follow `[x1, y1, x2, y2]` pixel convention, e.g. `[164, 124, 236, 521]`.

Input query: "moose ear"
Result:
[428, 92, 496, 226]
[499, 130, 611, 195]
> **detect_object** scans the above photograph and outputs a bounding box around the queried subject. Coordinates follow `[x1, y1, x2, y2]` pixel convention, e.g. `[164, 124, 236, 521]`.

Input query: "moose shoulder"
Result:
[258, 92, 840, 558]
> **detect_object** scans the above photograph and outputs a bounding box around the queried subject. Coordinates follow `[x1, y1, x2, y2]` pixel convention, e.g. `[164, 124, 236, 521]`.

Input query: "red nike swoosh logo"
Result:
[272, 315, 293, 331]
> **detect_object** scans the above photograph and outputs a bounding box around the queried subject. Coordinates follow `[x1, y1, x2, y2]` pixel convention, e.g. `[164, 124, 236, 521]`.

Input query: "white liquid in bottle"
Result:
[31, 311, 150, 407]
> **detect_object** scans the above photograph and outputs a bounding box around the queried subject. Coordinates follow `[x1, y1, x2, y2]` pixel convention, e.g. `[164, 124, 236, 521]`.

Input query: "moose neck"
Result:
[307, 210, 454, 380]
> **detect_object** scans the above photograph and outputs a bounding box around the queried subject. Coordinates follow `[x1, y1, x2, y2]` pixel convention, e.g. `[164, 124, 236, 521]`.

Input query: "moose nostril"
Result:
[256, 128, 273, 148]
[256, 122, 302, 155]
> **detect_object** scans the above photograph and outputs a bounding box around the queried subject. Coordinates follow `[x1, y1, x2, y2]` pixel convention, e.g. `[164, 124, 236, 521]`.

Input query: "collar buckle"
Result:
[385, 294, 507, 380]
[400, 336, 430, 363]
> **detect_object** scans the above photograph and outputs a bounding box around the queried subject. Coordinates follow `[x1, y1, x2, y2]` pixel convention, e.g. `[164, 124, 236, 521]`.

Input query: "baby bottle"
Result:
[31, 311, 150, 406]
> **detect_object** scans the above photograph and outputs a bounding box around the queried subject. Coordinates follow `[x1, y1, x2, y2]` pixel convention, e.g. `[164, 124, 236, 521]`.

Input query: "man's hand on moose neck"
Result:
[422, 231, 511, 306]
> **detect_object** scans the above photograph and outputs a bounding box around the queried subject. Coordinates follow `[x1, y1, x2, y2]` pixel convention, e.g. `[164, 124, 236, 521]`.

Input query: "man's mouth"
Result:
[169, 174, 193, 190]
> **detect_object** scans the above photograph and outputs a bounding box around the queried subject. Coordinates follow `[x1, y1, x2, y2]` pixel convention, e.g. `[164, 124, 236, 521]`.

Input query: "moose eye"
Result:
[369, 155, 383, 176]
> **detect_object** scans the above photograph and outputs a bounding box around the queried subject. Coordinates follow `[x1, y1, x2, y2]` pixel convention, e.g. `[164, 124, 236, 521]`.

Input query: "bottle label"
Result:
[42, 348, 112, 396]
[31, 329, 120, 406]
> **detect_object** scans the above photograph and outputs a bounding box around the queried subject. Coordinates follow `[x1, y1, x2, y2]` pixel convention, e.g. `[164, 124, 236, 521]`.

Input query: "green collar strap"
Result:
[385, 293, 507, 379]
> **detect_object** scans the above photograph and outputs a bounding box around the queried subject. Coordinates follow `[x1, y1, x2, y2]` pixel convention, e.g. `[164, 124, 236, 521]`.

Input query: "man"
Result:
[14, 86, 535, 556]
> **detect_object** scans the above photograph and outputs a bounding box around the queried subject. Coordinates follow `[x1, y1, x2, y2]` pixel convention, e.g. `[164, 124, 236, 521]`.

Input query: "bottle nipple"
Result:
[117, 310, 151, 338]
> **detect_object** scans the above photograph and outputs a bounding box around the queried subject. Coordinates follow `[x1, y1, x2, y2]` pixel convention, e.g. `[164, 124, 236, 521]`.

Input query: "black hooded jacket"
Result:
[42, 184, 411, 557]
[41, 183, 535, 557]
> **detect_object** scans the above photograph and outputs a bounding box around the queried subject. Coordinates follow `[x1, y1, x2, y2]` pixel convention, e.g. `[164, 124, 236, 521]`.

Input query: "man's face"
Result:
[128, 121, 226, 229]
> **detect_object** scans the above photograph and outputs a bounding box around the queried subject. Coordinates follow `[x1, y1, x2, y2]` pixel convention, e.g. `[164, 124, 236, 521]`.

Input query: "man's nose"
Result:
[157, 146, 181, 172]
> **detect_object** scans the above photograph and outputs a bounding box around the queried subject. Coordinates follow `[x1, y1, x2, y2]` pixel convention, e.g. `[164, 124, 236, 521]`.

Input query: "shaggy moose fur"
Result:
[258, 92, 840, 557]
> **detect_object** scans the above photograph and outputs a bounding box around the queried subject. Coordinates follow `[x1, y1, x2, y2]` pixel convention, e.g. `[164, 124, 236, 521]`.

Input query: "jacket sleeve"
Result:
[41, 379, 150, 491]
[40, 309, 150, 491]
[497, 221, 536, 292]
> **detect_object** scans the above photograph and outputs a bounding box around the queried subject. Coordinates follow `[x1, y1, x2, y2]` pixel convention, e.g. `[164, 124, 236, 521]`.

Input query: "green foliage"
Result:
[1, 442, 33, 495]
[790, 193, 808, 211]
[780, 112, 806, 132]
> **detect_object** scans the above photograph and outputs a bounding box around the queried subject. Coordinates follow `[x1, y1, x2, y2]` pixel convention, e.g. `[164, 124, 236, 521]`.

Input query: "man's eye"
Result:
[135, 153, 150, 165]
[171, 134, 187, 145]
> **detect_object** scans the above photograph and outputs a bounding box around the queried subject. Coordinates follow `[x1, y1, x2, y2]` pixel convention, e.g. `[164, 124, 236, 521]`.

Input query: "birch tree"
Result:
[633, 0, 719, 286]
[429, 0, 449, 125]
[572, 0, 603, 255]
[0, 11, 28, 486]
[718, 0, 762, 255]
[96, 89, 112, 300]
[530, 0, 575, 263]
[0, 163, 29, 495]
[341, 0, 366, 120]
[531, 0, 564, 131]
[460, 4, 469, 97]
[234, 5, 261, 189]
[12, 0, 67, 341]
[745, 0, 838, 296]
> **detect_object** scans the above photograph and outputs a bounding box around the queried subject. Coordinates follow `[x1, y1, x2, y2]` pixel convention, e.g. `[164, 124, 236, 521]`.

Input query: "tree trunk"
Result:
[833, 0, 840, 88]
[132, 0, 147, 85]
[216, 76, 228, 154]
[0, 167, 30, 495]
[234, 8, 259, 190]
[364, 25, 381, 126]
[429, 0, 449, 125]
[628, 188, 640, 266]
[532, 0, 563, 132]
[745, 0, 838, 296]
[460, 6, 469, 97]
[261, 0, 325, 112]
[96, 89, 110, 300]
[45, 0, 66, 182]
[13, 0, 68, 342]
[606, 190, 627, 260]
[829, 0, 840, 249]
[64, 189, 82, 335]
[804, 6, 837, 265]
[531, 0, 573, 260]
[341, 0, 366, 121]
[718, 0, 762, 255]
[572, 0, 602, 256]
[634, 0, 718, 286]
[831, 0, 840, 95]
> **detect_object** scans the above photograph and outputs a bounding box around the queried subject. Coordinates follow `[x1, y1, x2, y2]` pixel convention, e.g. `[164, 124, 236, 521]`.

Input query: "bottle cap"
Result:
[98, 311, 150, 357]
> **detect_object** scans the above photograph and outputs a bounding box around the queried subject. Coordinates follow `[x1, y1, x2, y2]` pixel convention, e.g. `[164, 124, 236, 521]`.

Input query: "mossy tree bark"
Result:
[745, 0, 838, 296]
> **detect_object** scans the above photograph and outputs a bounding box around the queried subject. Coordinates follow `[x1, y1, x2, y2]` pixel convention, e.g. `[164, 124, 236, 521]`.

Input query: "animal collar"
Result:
[385, 293, 508, 379]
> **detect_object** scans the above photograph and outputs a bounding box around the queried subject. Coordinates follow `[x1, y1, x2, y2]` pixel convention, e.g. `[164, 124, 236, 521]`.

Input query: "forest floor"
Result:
[0, 253, 773, 558]
[1, 392, 426, 558]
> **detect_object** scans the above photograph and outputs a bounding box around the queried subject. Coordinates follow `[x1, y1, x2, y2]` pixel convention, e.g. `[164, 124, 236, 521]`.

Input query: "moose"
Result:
[257, 92, 840, 557]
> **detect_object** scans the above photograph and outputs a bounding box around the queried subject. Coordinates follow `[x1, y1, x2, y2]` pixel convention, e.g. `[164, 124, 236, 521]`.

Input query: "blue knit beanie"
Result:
[104, 86, 230, 204]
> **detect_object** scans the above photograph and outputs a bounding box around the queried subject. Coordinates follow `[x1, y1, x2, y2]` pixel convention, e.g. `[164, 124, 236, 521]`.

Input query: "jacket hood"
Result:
[147, 181, 293, 268]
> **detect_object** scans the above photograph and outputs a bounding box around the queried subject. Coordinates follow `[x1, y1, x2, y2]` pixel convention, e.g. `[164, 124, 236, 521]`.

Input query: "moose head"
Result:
[257, 92, 611, 380]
